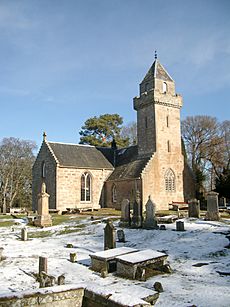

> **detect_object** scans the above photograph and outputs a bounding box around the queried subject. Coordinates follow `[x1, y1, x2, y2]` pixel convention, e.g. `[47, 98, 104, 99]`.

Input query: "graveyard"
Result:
[0, 204, 230, 306]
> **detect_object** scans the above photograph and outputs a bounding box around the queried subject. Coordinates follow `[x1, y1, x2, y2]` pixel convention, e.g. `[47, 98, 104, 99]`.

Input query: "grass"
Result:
[0, 220, 15, 227]
[80, 208, 121, 217]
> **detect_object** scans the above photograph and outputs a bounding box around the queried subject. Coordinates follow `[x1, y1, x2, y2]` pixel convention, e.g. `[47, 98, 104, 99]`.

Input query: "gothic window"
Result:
[112, 184, 117, 203]
[81, 172, 91, 202]
[41, 161, 46, 178]
[163, 82, 167, 93]
[165, 169, 175, 192]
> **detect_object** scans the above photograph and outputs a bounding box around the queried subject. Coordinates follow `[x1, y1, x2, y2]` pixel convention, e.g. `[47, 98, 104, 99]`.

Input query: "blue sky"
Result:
[0, 0, 229, 150]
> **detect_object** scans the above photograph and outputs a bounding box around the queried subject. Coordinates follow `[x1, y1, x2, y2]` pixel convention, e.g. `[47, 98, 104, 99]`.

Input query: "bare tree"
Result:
[121, 121, 137, 146]
[0, 137, 36, 213]
[181, 116, 223, 192]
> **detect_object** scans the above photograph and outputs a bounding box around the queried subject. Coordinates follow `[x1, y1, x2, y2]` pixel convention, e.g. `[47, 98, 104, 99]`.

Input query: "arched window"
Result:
[81, 172, 91, 202]
[41, 161, 46, 178]
[112, 184, 117, 203]
[165, 169, 175, 192]
[163, 82, 167, 93]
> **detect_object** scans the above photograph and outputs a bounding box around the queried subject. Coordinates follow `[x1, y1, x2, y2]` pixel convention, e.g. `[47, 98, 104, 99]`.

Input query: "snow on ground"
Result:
[0, 216, 230, 306]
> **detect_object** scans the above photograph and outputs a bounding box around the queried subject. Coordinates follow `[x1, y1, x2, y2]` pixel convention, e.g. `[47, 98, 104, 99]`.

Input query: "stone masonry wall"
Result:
[56, 167, 112, 211]
[32, 142, 57, 211]
[105, 179, 142, 210]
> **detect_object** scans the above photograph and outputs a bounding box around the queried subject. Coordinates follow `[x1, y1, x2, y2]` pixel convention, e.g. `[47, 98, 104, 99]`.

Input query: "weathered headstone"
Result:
[219, 197, 226, 208]
[153, 281, 164, 293]
[176, 221, 185, 231]
[205, 191, 220, 221]
[143, 196, 158, 229]
[188, 199, 200, 218]
[131, 190, 143, 228]
[117, 229, 125, 242]
[120, 199, 131, 227]
[39, 256, 48, 274]
[70, 253, 77, 263]
[21, 228, 28, 241]
[104, 219, 116, 250]
[58, 275, 65, 285]
[159, 225, 166, 230]
[34, 182, 52, 227]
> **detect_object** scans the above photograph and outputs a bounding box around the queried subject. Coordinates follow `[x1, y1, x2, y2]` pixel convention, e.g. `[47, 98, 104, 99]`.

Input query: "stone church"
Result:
[32, 57, 195, 212]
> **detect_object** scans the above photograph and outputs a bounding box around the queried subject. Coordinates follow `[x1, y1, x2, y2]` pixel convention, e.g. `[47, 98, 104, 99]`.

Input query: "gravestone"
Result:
[58, 275, 65, 285]
[70, 253, 77, 263]
[188, 199, 200, 218]
[176, 221, 185, 231]
[205, 191, 220, 221]
[219, 197, 226, 208]
[39, 256, 48, 274]
[21, 228, 28, 241]
[159, 225, 166, 230]
[143, 196, 158, 229]
[34, 182, 52, 227]
[104, 219, 116, 250]
[120, 199, 131, 227]
[117, 229, 125, 242]
[132, 190, 143, 228]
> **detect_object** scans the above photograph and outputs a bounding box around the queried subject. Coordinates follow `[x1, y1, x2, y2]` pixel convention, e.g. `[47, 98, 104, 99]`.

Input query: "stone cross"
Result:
[104, 219, 116, 250]
[176, 221, 185, 231]
[117, 229, 125, 242]
[39, 256, 48, 274]
[188, 198, 200, 218]
[120, 199, 130, 227]
[131, 190, 143, 228]
[34, 182, 52, 227]
[143, 196, 158, 229]
[205, 191, 220, 221]
[21, 228, 28, 241]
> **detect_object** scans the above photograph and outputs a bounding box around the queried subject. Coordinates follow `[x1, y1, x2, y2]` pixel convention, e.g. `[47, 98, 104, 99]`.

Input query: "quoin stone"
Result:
[205, 191, 220, 221]
[34, 182, 52, 227]
[104, 219, 116, 250]
[188, 199, 200, 218]
[143, 196, 157, 229]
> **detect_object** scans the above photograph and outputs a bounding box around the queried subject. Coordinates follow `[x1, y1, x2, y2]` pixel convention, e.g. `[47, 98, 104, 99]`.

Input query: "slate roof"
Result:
[142, 59, 173, 83]
[107, 145, 150, 181]
[47, 142, 114, 169]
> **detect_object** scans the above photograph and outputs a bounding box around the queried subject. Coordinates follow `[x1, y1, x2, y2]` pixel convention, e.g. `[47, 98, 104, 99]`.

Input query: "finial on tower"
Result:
[43, 131, 47, 142]
[154, 50, 157, 60]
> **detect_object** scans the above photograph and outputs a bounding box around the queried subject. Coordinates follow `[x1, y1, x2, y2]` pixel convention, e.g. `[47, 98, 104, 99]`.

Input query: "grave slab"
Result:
[116, 249, 168, 280]
[90, 247, 138, 273]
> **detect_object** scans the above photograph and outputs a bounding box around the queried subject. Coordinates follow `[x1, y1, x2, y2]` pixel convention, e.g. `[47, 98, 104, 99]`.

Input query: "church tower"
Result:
[134, 53, 183, 157]
[134, 54, 185, 209]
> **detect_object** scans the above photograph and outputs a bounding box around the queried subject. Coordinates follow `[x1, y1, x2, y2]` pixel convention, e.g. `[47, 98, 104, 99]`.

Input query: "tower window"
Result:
[165, 169, 175, 192]
[167, 140, 171, 152]
[163, 82, 167, 93]
[166, 115, 169, 127]
[112, 184, 117, 203]
[145, 117, 148, 129]
[41, 161, 46, 178]
[81, 172, 91, 202]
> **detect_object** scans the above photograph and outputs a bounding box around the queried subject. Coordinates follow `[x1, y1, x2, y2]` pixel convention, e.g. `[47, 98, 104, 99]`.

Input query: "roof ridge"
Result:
[48, 141, 95, 148]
